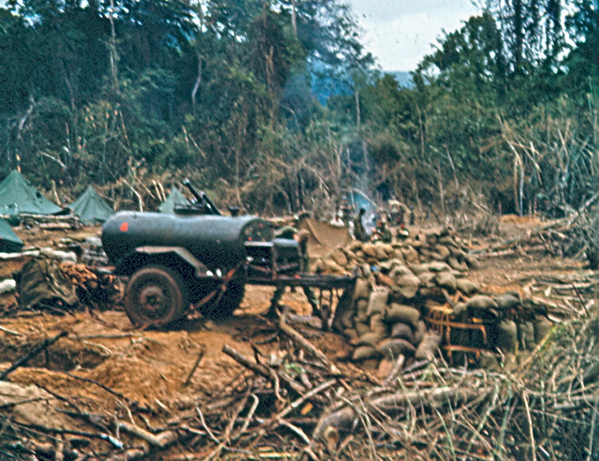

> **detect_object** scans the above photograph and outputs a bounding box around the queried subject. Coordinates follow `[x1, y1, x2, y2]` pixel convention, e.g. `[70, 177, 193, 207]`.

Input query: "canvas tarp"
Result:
[159, 187, 190, 214]
[67, 186, 114, 225]
[0, 218, 23, 253]
[0, 170, 62, 215]
[297, 217, 352, 258]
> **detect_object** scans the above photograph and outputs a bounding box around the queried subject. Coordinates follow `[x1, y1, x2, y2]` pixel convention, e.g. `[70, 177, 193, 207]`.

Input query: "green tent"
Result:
[67, 186, 114, 225]
[0, 218, 23, 253]
[158, 187, 190, 214]
[0, 170, 62, 215]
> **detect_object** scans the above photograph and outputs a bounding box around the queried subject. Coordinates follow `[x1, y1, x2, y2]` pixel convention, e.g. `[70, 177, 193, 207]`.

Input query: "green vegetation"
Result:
[0, 0, 598, 216]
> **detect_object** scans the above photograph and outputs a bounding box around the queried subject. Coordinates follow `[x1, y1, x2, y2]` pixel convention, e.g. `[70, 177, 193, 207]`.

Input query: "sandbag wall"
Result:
[317, 229, 554, 368]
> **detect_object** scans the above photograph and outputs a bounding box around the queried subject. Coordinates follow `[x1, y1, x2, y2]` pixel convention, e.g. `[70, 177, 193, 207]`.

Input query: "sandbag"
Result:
[407, 263, 428, 275]
[425, 233, 438, 246]
[330, 249, 348, 267]
[323, 257, 345, 273]
[370, 313, 387, 336]
[375, 244, 388, 260]
[378, 259, 399, 272]
[355, 300, 369, 324]
[355, 321, 370, 337]
[415, 332, 441, 360]
[456, 278, 479, 295]
[465, 255, 481, 269]
[386, 303, 420, 328]
[435, 244, 451, 259]
[466, 295, 498, 310]
[495, 320, 518, 353]
[518, 321, 536, 351]
[478, 351, 501, 372]
[427, 261, 450, 272]
[389, 265, 415, 280]
[362, 243, 377, 258]
[357, 330, 386, 347]
[534, 315, 554, 344]
[447, 257, 463, 271]
[381, 244, 395, 257]
[418, 271, 436, 287]
[392, 249, 406, 264]
[352, 345, 380, 361]
[452, 303, 468, 319]
[353, 278, 371, 300]
[427, 251, 444, 261]
[377, 338, 416, 360]
[414, 320, 426, 345]
[313, 258, 327, 273]
[449, 246, 465, 258]
[343, 328, 358, 340]
[435, 272, 457, 292]
[494, 293, 520, 310]
[395, 274, 421, 299]
[349, 241, 363, 252]
[338, 305, 355, 329]
[438, 236, 457, 246]
[360, 264, 371, 277]
[390, 322, 415, 343]
[367, 287, 390, 317]
[401, 247, 420, 263]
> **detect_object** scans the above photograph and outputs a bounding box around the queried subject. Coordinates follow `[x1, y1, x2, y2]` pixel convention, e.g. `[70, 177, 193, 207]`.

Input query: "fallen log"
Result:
[312, 385, 482, 442]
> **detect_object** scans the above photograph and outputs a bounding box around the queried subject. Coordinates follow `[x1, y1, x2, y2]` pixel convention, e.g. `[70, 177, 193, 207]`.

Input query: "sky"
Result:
[345, 0, 482, 72]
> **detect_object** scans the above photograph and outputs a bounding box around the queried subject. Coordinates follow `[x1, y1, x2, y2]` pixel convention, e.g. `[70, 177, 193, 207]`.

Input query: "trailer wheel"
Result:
[125, 265, 189, 328]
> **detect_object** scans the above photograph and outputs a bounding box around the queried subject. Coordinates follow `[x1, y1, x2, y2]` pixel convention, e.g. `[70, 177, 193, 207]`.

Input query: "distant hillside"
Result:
[386, 71, 413, 89]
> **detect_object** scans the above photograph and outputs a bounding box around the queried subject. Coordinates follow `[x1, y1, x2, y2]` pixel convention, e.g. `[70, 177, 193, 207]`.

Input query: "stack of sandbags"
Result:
[336, 262, 461, 365]
[327, 231, 554, 369]
[314, 228, 479, 275]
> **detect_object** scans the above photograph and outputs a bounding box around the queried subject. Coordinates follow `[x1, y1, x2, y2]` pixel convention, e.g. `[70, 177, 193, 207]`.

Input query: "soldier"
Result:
[267, 228, 319, 317]
[353, 208, 368, 242]
[330, 207, 344, 227]
[409, 204, 415, 225]
[397, 222, 410, 239]
[372, 219, 392, 243]
[340, 196, 353, 225]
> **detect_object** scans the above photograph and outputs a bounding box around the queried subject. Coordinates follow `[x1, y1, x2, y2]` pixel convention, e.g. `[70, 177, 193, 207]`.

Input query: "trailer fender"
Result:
[114, 246, 209, 278]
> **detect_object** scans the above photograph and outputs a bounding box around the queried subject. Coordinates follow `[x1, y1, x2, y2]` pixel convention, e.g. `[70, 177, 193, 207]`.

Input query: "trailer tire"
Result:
[199, 275, 245, 320]
[125, 265, 189, 328]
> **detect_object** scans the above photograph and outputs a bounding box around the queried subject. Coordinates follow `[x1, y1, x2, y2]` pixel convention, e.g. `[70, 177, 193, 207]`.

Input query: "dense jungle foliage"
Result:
[1, 0, 599, 217]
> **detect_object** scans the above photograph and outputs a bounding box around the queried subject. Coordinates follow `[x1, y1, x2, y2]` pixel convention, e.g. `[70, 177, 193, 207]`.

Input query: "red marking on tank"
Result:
[120, 222, 129, 232]
[248, 237, 253, 241]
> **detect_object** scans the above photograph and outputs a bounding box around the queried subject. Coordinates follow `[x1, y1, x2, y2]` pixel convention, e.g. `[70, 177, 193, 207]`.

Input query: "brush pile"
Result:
[1, 314, 595, 460]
